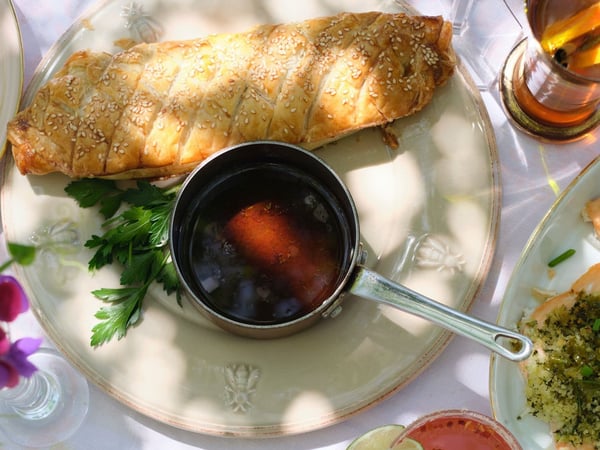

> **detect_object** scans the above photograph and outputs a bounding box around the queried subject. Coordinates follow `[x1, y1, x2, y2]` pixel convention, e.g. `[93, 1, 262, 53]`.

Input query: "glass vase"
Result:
[0, 347, 89, 447]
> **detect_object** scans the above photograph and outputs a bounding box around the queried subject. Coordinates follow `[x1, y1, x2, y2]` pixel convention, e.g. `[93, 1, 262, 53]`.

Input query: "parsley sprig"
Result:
[65, 179, 181, 347]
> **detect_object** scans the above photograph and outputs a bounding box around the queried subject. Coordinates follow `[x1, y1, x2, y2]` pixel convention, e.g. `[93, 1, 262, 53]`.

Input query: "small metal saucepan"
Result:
[169, 141, 532, 362]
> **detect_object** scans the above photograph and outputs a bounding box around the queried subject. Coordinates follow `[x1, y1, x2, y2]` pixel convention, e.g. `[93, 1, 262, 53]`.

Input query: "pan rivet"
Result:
[328, 305, 343, 318]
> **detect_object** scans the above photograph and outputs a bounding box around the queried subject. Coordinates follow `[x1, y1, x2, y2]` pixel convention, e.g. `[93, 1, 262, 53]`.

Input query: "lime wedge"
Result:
[391, 437, 424, 450]
[347, 424, 422, 450]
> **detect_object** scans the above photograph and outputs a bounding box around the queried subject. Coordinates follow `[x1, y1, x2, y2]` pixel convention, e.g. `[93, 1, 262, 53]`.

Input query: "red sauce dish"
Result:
[393, 410, 522, 450]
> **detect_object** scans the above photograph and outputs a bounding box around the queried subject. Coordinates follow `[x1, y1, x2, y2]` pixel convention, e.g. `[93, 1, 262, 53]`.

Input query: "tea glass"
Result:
[500, 0, 600, 141]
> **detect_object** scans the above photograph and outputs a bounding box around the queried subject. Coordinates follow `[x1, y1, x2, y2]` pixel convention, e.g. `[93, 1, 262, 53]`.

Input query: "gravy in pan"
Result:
[185, 163, 351, 325]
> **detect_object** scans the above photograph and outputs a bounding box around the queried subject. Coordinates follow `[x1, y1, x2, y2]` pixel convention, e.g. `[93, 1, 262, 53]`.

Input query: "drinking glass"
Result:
[0, 347, 89, 447]
[500, 0, 600, 141]
[393, 410, 522, 450]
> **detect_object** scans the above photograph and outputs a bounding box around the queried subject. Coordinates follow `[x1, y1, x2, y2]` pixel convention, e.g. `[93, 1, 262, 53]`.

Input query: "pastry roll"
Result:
[7, 11, 456, 179]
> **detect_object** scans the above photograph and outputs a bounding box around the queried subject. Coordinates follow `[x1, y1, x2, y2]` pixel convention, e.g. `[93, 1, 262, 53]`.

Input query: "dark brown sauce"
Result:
[184, 164, 350, 325]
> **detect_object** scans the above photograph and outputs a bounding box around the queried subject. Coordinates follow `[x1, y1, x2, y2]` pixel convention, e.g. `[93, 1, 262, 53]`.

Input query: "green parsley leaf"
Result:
[148, 203, 173, 247]
[123, 181, 170, 206]
[0, 242, 37, 272]
[98, 193, 125, 219]
[120, 250, 163, 286]
[156, 261, 182, 306]
[65, 179, 124, 219]
[7, 242, 36, 266]
[90, 286, 147, 346]
[157, 260, 180, 295]
[85, 235, 115, 270]
[64, 179, 182, 347]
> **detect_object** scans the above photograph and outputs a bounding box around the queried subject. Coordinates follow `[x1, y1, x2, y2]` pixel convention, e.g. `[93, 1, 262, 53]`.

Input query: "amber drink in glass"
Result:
[502, 0, 600, 140]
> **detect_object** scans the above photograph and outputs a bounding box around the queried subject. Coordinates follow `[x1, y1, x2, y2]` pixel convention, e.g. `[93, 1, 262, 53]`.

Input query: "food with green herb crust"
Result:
[519, 263, 600, 450]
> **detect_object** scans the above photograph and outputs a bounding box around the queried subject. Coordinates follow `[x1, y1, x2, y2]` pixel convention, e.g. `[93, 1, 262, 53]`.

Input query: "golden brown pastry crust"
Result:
[7, 11, 456, 179]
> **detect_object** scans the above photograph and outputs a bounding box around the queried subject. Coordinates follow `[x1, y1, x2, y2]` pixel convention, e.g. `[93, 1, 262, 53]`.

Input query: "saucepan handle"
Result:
[348, 266, 533, 362]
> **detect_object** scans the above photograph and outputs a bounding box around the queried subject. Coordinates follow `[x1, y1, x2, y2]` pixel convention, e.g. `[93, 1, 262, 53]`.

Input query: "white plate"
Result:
[2, 0, 500, 437]
[490, 156, 600, 449]
[0, 0, 23, 157]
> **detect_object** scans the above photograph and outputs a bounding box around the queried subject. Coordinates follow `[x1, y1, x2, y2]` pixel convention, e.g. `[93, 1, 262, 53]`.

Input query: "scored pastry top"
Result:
[7, 11, 456, 179]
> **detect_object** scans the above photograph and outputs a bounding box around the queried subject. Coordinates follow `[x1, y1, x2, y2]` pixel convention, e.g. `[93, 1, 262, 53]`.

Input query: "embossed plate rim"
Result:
[0, 0, 24, 158]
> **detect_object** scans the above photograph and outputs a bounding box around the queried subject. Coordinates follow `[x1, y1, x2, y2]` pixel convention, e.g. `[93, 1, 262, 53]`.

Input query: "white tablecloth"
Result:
[4, 0, 600, 448]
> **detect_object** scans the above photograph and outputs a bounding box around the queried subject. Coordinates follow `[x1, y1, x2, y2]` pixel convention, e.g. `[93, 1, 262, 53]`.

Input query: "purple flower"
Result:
[0, 275, 29, 322]
[0, 337, 42, 389]
[0, 360, 18, 388]
[0, 247, 41, 389]
[0, 327, 9, 354]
